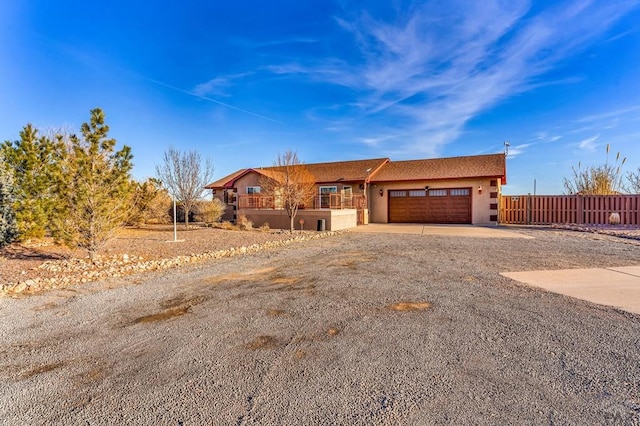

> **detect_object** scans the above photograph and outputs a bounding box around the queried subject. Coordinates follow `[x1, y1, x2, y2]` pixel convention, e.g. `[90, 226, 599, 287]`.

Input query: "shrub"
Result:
[0, 152, 18, 247]
[236, 214, 253, 231]
[259, 222, 270, 232]
[196, 199, 226, 225]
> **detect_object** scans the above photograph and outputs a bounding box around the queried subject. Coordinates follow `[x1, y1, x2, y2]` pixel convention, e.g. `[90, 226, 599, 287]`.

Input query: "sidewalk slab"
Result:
[352, 224, 532, 238]
[501, 267, 640, 315]
[608, 266, 640, 278]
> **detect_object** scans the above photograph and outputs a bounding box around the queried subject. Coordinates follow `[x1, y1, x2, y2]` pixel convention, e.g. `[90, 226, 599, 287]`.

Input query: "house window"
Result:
[409, 190, 427, 197]
[490, 191, 498, 199]
[450, 188, 470, 196]
[246, 186, 261, 195]
[342, 186, 353, 208]
[428, 189, 447, 196]
[389, 190, 407, 197]
[319, 186, 337, 208]
[490, 179, 498, 187]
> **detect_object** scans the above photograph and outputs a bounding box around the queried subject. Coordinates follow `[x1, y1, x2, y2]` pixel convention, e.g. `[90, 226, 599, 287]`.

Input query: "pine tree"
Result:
[55, 108, 133, 259]
[1, 125, 66, 239]
[0, 151, 18, 247]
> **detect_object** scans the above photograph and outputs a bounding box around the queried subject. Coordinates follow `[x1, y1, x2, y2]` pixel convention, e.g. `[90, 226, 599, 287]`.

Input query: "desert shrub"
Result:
[236, 214, 253, 231]
[195, 199, 226, 225]
[210, 221, 237, 230]
[259, 222, 270, 232]
[125, 178, 171, 226]
[143, 190, 172, 224]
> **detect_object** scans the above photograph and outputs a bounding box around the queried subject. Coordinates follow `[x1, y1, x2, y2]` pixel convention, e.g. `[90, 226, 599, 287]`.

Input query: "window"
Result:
[246, 186, 260, 195]
[409, 190, 427, 197]
[490, 191, 498, 199]
[389, 190, 407, 197]
[428, 189, 447, 196]
[450, 188, 470, 196]
[319, 186, 337, 208]
[490, 179, 498, 187]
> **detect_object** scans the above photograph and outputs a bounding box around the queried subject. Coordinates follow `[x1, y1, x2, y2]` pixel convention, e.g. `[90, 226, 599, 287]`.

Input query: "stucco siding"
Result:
[240, 209, 357, 231]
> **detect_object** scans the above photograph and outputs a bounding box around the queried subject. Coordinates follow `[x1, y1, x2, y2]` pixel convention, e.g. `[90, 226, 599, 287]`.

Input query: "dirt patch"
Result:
[389, 302, 432, 311]
[201, 267, 277, 285]
[20, 362, 65, 379]
[329, 250, 376, 269]
[327, 327, 340, 336]
[245, 335, 279, 350]
[294, 350, 306, 360]
[269, 276, 301, 285]
[134, 296, 206, 324]
[266, 309, 287, 316]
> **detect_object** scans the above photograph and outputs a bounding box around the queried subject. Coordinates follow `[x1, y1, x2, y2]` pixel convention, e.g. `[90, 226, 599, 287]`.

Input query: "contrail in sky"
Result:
[148, 79, 285, 125]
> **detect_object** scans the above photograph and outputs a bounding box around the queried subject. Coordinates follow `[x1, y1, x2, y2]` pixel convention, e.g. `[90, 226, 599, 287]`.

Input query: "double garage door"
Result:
[388, 188, 471, 224]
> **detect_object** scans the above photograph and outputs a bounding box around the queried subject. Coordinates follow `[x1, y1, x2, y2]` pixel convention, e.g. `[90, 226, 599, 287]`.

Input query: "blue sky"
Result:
[1, 0, 639, 195]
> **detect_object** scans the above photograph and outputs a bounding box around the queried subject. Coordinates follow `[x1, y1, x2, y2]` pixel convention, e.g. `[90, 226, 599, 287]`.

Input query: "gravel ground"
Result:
[0, 225, 298, 287]
[1, 227, 640, 425]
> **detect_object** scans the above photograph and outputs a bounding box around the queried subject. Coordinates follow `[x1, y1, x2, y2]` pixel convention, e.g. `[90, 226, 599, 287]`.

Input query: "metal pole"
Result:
[173, 195, 178, 242]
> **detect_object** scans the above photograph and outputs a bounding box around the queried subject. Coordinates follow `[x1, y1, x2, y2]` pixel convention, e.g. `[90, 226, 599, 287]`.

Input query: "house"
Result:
[204, 153, 506, 230]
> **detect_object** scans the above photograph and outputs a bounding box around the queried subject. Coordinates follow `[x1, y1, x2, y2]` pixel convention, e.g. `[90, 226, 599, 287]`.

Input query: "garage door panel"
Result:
[388, 188, 471, 224]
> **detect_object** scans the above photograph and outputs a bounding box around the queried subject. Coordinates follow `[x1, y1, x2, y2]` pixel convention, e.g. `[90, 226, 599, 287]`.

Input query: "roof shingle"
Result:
[370, 154, 506, 183]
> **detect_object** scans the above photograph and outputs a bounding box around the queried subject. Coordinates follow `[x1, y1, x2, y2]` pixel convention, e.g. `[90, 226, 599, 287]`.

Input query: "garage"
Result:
[388, 188, 471, 224]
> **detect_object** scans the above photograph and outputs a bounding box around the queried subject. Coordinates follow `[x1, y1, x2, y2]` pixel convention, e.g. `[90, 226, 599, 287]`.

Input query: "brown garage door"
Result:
[388, 188, 471, 224]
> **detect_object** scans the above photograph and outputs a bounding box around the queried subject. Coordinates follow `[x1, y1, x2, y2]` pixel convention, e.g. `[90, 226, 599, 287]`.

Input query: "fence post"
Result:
[577, 195, 583, 224]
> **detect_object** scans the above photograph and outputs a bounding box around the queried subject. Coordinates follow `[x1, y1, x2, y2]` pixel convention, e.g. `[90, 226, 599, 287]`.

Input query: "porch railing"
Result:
[238, 194, 365, 210]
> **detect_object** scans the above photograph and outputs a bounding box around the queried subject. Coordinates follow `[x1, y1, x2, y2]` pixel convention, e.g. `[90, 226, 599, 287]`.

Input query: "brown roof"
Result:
[204, 154, 506, 189]
[204, 169, 250, 189]
[370, 153, 506, 183]
[287, 158, 389, 183]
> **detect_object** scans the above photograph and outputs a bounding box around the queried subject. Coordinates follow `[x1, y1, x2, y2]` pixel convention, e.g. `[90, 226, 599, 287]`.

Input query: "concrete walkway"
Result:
[502, 266, 640, 315]
[351, 223, 533, 238]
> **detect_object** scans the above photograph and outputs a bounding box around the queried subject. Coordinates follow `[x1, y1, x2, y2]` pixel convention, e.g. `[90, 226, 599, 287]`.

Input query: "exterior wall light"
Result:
[478, 185, 483, 194]
[379, 189, 384, 197]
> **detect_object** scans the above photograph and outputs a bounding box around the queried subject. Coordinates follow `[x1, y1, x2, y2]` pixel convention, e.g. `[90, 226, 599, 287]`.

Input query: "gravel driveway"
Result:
[1, 227, 639, 425]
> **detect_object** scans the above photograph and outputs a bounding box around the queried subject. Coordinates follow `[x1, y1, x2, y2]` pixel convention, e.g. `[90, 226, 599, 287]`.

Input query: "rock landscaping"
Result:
[0, 225, 341, 296]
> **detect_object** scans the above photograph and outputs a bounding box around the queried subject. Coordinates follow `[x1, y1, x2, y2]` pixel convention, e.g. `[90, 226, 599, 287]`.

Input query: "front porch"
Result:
[237, 194, 367, 231]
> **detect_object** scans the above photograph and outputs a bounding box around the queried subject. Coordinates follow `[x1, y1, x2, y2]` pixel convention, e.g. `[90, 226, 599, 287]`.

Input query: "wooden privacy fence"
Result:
[500, 195, 640, 225]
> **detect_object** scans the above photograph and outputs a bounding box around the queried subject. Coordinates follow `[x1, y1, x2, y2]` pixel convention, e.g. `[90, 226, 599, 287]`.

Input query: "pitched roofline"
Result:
[371, 174, 505, 183]
[204, 168, 273, 189]
[365, 158, 390, 183]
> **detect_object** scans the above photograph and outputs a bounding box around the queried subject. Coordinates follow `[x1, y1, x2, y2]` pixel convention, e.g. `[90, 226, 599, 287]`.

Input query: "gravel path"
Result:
[1, 227, 639, 425]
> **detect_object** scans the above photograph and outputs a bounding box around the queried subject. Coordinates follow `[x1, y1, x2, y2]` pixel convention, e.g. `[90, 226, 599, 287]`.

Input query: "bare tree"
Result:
[155, 147, 214, 228]
[564, 144, 626, 195]
[625, 168, 640, 194]
[260, 150, 316, 232]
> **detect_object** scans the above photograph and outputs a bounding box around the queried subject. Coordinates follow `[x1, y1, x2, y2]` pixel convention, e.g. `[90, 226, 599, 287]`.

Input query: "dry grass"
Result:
[327, 327, 340, 336]
[389, 302, 432, 311]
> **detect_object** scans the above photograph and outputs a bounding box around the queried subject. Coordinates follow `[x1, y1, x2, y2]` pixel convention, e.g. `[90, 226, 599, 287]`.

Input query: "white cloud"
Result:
[192, 72, 253, 97]
[267, 0, 639, 154]
[578, 134, 600, 151]
[507, 143, 532, 158]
